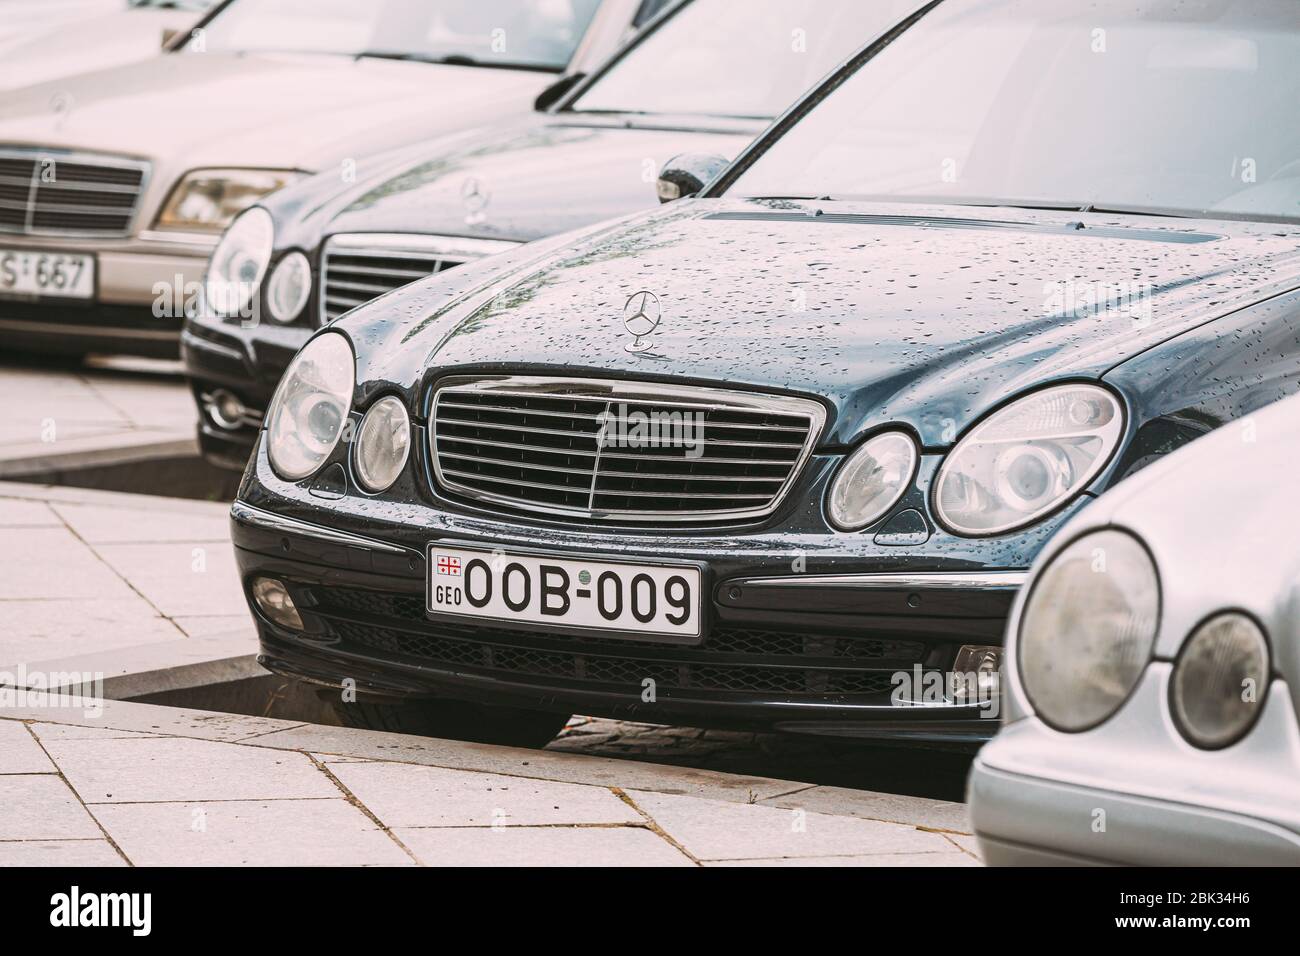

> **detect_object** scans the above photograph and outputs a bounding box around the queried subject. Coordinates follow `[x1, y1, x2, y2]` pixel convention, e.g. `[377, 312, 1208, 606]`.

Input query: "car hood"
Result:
[0, 9, 200, 91]
[323, 115, 758, 244]
[351, 197, 1300, 447]
[0, 51, 548, 172]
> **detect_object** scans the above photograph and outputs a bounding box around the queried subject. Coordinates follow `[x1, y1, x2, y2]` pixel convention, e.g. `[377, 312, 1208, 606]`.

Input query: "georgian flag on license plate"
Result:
[436, 554, 462, 576]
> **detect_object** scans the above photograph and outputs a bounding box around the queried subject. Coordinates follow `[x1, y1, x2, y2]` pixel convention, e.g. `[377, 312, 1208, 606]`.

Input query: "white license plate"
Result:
[427, 545, 703, 642]
[0, 249, 95, 300]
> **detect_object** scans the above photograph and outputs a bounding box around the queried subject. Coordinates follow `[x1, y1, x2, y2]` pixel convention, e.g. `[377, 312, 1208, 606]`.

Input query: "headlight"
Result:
[934, 384, 1124, 536]
[1018, 529, 1159, 732]
[1171, 613, 1269, 749]
[354, 396, 410, 493]
[266, 251, 311, 324]
[156, 168, 298, 231]
[826, 431, 918, 531]
[266, 333, 355, 481]
[204, 208, 273, 319]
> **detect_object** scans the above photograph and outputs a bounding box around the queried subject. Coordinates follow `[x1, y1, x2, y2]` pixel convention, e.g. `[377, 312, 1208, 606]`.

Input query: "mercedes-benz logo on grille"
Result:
[623, 290, 661, 353]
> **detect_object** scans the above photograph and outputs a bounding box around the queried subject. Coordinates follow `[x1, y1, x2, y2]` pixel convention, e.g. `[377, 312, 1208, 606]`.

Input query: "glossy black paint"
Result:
[231, 188, 1300, 738]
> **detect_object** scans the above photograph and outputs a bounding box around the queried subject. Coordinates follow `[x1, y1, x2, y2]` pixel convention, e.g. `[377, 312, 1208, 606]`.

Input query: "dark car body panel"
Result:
[229, 192, 1300, 739]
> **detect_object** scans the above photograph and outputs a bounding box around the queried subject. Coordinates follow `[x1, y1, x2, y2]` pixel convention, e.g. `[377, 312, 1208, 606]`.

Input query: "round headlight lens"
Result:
[934, 384, 1124, 536]
[204, 207, 273, 319]
[265, 251, 311, 324]
[1018, 529, 1159, 732]
[1171, 613, 1269, 749]
[354, 396, 410, 493]
[827, 431, 918, 531]
[266, 333, 355, 481]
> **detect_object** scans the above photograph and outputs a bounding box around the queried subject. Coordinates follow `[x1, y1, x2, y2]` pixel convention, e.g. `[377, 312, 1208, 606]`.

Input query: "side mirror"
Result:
[656, 153, 729, 203]
[534, 72, 586, 112]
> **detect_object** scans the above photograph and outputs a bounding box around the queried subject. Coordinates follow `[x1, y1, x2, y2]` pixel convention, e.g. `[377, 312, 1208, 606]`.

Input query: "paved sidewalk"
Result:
[0, 357, 196, 479]
[0, 698, 979, 867]
[0, 481, 252, 672]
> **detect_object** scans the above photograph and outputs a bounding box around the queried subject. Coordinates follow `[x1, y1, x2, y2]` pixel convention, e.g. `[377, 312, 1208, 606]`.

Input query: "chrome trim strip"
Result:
[319, 232, 519, 326]
[736, 571, 1028, 591]
[230, 501, 408, 555]
[0, 145, 151, 239]
[325, 232, 519, 258]
[428, 374, 828, 524]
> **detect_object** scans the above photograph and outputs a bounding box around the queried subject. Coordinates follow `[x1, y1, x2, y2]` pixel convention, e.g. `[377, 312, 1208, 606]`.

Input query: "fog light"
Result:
[251, 577, 302, 630]
[950, 644, 1002, 704]
[208, 389, 246, 430]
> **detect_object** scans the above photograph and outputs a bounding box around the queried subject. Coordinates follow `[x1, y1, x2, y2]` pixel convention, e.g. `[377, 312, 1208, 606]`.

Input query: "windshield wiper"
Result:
[354, 51, 481, 66]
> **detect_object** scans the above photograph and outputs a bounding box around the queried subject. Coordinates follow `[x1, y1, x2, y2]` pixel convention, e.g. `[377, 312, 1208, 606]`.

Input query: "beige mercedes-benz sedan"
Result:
[0, 0, 664, 358]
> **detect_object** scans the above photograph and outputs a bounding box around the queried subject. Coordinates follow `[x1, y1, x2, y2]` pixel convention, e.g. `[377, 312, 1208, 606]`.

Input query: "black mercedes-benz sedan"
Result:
[184, 0, 923, 470]
[231, 0, 1300, 748]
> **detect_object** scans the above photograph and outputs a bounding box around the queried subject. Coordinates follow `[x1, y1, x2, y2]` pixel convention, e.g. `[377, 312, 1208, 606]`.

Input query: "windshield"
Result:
[728, 0, 1300, 222]
[569, 0, 925, 119]
[190, 0, 602, 71]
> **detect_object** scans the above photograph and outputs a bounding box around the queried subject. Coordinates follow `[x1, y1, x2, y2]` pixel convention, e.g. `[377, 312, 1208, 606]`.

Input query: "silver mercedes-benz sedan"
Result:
[970, 389, 1300, 865]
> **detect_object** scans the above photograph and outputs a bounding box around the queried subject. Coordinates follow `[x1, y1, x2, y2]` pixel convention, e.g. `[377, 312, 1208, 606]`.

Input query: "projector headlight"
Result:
[353, 396, 410, 493]
[1171, 613, 1270, 749]
[204, 207, 273, 319]
[265, 251, 311, 324]
[934, 384, 1124, 536]
[156, 168, 298, 231]
[266, 333, 355, 481]
[826, 431, 918, 531]
[1018, 529, 1159, 732]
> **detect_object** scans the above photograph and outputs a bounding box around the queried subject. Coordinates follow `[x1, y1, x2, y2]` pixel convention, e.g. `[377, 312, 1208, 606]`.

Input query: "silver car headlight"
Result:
[266, 333, 355, 481]
[156, 168, 298, 231]
[265, 251, 312, 324]
[934, 384, 1124, 536]
[204, 207, 273, 319]
[353, 396, 411, 493]
[1171, 613, 1270, 749]
[826, 431, 918, 531]
[1018, 529, 1159, 732]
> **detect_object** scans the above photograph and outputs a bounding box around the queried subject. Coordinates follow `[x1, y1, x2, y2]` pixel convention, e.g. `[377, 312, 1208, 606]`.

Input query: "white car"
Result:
[0, 0, 661, 358]
[970, 390, 1300, 865]
[0, 0, 215, 92]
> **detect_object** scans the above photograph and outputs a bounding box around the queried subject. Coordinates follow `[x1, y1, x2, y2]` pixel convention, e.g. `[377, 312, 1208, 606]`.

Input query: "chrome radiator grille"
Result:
[320, 233, 517, 324]
[0, 148, 148, 236]
[430, 377, 826, 523]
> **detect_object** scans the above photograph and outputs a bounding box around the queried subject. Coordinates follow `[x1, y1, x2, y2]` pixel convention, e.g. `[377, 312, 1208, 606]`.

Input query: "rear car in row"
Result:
[182, 0, 923, 469]
[0, 0, 654, 358]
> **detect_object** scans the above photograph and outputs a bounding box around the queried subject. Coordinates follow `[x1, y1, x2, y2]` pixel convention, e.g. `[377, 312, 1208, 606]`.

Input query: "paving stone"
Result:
[0, 720, 54, 774]
[396, 825, 694, 866]
[329, 761, 641, 829]
[172, 616, 255, 638]
[43, 735, 338, 803]
[0, 776, 101, 840]
[628, 790, 954, 861]
[944, 833, 982, 859]
[245, 723, 807, 802]
[28, 723, 163, 742]
[0, 499, 58, 527]
[0, 528, 136, 601]
[761, 785, 972, 834]
[706, 851, 980, 867]
[90, 542, 245, 618]
[0, 840, 125, 867]
[92, 799, 411, 866]
[50, 503, 231, 545]
[0, 599, 182, 667]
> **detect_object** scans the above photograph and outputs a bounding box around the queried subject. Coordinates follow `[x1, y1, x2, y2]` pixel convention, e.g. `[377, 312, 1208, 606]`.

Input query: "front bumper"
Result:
[228, 434, 1067, 742]
[970, 665, 1300, 864]
[0, 231, 215, 358]
[182, 315, 310, 470]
